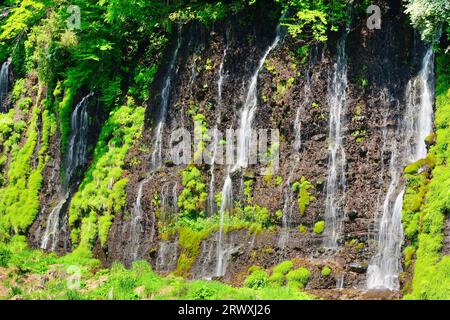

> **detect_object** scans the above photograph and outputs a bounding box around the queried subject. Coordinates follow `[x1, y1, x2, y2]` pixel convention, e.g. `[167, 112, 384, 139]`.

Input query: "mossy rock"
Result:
[424, 132, 436, 146]
[321, 266, 332, 277]
[313, 221, 325, 234]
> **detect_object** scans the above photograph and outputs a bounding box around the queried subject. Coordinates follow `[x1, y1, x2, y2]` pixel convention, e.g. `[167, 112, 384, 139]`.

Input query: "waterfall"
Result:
[294, 45, 315, 153]
[405, 48, 435, 162]
[323, 34, 348, 248]
[40, 193, 69, 251]
[41, 93, 93, 251]
[278, 173, 295, 249]
[208, 37, 229, 214]
[232, 18, 285, 172]
[214, 16, 285, 276]
[65, 92, 93, 184]
[151, 29, 182, 170]
[0, 58, 12, 112]
[367, 48, 434, 291]
[216, 175, 233, 276]
[129, 29, 182, 259]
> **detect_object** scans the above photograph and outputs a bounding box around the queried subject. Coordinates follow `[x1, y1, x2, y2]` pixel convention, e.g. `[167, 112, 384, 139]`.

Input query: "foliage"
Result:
[0, 92, 55, 237]
[286, 267, 310, 289]
[270, 0, 351, 42]
[404, 53, 450, 300]
[69, 100, 145, 249]
[272, 260, 293, 275]
[404, 0, 450, 42]
[292, 176, 315, 215]
[244, 269, 269, 289]
[178, 165, 208, 221]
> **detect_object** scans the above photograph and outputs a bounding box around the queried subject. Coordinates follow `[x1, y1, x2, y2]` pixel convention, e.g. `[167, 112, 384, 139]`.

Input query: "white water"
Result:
[209, 40, 229, 214]
[40, 193, 69, 251]
[65, 92, 93, 183]
[151, 30, 182, 170]
[216, 175, 233, 276]
[41, 93, 93, 251]
[232, 19, 284, 172]
[130, 30, 181, 259]
[367, 48, 434, 291]
[323, 35, 348, 248]
[0, 58, 11, 111]
[214, 17, 285, 276]
[405, 48, 435, 162]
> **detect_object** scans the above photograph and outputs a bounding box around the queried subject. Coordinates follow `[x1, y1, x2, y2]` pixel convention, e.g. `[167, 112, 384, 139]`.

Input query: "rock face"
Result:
[28, 1, 429, 292]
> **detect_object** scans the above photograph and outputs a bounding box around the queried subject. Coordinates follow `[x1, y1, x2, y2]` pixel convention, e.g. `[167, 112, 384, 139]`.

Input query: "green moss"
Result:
[321, 266, 332, 277]
[292, 176, 315, 215]
[313, 220, 325, 234]
[0, 92, 54, 237]
[286, 267, 310, 289]
[298, 224, 307, 234]
[178, 165, 208, 221]
[272, 260, 293, 275]
[244, 179, 254, 203]
[69, 100, 145, 249]
[403, 53, 450, 300]
[268, 272, 285, 287]
[176, 227, 212, 276]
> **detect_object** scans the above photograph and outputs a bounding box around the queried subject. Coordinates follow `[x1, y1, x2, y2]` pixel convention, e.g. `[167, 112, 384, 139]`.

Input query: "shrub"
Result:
[286, 267, 310, 288]
[191, 286, 216, 300]
[292, 176, 315, 215]
[272, 260, 293, 275]
[268, 272, 285, 287]
[0, 245, 11, 267]
[244, 270, 269, 290]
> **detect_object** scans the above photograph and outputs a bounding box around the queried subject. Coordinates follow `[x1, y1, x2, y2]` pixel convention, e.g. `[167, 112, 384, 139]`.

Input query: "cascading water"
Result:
[367, 47, 434, 291]
[0, 58, 12, 111]
[405, 48, 435, 162]
[215, 175, 233, 276]
[214, 16, 285, 276]
[41, 93, 93, 251]
[208, 37, 229, 214]
[323, 34, 348, 248]
[129, 28, 182, 259]
[65, 93, 93, 183]
[232, 17, 285, 172]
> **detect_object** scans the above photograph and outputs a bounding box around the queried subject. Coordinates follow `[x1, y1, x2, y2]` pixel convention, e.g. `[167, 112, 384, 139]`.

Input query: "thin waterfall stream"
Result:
[367, 47, 435, 291]
[0, 58, 12, 112]
[129, 28, 182, 259]
[208, 34, 229, 215]
[323, 34, 349, 248]
[41, 93, 93, 251]
[215, 15, 286, 276]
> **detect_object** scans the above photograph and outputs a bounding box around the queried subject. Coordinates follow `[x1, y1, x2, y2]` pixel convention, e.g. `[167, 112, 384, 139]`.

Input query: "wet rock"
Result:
[311, 134, 327, 141]
[348, 262, 368, 273]
[358, 146, 368, 157]
[348, 210, 358, 220]
[164, 160, 175, 167]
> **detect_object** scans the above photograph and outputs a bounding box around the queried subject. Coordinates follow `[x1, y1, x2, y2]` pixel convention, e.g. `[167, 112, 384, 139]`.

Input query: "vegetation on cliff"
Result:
[0, 0, 448, 301]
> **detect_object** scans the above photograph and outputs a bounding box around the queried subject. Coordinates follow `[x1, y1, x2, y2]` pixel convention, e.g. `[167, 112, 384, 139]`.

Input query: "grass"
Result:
[0, 236, 313, 300]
